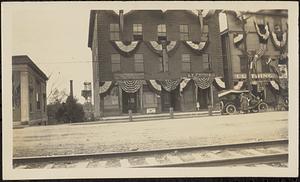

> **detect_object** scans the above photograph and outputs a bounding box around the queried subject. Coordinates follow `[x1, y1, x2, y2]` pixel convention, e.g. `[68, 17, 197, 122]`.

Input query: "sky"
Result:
[10, 3, 258, 104]
[12, 5, 92, 103]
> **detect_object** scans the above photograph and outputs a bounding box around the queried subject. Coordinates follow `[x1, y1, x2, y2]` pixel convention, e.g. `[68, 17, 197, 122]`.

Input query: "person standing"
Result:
[240, 93, 249, 114]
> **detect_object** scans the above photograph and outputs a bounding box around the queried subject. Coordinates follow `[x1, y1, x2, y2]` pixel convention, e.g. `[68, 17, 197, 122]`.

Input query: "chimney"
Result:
[70, 80, 73, 97]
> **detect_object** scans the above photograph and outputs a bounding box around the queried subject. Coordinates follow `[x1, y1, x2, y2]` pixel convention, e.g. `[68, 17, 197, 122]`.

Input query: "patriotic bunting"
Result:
[99, 81, 114, 95]
[214, 77, 226, 89]
[117, 80, 143, 93]
[270, 31, 287, 50]
[147, 80, 162, 93]
[111, 41, 141, 56]
[233, 81, 244, 90]
[180, 78, 191, 92]
[160, 80, 181, 92]
[145, 41, 179, 56]
[193, 75, 214, 89]
[254, 21, 270, 44]
[233, 33, 244, 47]
[270, 80, 280, 91]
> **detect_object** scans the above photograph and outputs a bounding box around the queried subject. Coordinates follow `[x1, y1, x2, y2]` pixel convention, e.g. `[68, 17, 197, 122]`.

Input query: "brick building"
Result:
[12, 55, 48, 125]
[88, 10, 225, 117]
[220, 10, 288, 107]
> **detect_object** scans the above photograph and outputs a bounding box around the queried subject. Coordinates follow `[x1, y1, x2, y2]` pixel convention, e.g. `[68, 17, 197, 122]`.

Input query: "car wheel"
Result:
[225, 104, 237, 115]
[258, 102, 268, 112]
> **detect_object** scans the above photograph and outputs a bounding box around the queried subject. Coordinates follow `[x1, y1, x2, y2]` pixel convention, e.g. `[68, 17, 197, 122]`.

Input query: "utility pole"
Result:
[240, 12, 252, 91]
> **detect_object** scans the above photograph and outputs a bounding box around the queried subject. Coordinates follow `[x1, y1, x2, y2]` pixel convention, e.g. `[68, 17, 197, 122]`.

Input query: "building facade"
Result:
[220, 10, 288, 108]
[88, 10, 226, 117]
[12, 55, 48, 125]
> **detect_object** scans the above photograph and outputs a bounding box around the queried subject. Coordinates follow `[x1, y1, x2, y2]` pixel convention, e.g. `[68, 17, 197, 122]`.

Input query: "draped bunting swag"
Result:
[180, 78, 191, 92]
[193, 75, 214, 89]
[99, 81, 113, 94]
[270, 31, 287, 50]
[214, 77, 226, 89]
[270, 80, 280, 91]
[145, 41, 179, 56]
[233, 33, 244, 46]
[160, 80, 181, 92]
[254, 21, 270, 44]
[111, 41, 140, 56]
[117, 80, 143, 93]
[148, 80, 162, 92]
[233, 81, 244, 90]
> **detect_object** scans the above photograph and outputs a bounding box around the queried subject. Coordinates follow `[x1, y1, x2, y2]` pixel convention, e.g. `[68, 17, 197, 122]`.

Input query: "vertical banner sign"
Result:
[119, 10, 124, 32]
[162, 41, 168, 72]
[198, 10, 204, 33]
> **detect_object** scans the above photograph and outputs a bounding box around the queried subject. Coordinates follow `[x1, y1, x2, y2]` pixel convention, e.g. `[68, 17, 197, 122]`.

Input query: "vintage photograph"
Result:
[2, 1, 299, 179]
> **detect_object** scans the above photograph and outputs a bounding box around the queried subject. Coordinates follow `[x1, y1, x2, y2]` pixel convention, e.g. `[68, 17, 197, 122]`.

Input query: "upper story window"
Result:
[157, 24, 167, 41]
[179, 25, 189, 40]
[239, 55, 247, 73]
[111, 54, 121, 72]
[110, 24, 120, 40]
[182, 54, 191, 72]
[133, 24, 143, 40]
[202, 54, 211, 70]
[134, 54, 144, 72]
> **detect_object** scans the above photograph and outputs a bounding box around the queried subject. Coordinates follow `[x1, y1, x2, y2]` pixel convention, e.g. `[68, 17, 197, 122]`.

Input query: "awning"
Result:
[117, 80, 143, 93]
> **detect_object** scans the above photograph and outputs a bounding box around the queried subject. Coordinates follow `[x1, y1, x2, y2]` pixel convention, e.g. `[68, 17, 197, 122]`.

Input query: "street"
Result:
[13, 111, 288, 158]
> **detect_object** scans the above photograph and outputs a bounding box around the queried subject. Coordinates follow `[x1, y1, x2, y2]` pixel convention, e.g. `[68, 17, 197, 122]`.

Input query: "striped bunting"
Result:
[160, 80, 181, 92]
[193, 75, 214, 89]
[99, 81, 113, 94]
[117, 80, 143, 93]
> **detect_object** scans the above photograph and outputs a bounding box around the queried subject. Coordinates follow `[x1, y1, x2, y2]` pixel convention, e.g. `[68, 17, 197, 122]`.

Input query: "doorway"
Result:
[122, 90, 138, 113]
[161, 87, 180, 112]
[197, 87, 209, 109]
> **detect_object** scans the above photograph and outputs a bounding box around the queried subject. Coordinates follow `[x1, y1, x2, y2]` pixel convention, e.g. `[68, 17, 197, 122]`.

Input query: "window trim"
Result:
[179, 24, 189, 41]
[134, 54, 144, 72]
[111, 54, 121, 72]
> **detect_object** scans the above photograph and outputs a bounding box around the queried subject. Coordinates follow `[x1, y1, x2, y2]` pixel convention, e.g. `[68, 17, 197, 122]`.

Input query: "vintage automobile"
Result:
[218, 90, 269, 115]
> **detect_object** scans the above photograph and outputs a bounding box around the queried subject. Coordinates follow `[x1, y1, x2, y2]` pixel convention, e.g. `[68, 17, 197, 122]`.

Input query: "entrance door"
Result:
[122, 91, 137, 113]
[197, 87, 209, 109]
[161, 89, 171, 112]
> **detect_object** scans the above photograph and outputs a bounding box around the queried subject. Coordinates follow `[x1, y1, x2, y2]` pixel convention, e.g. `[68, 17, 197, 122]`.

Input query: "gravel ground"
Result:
[13, 111, 288, 157]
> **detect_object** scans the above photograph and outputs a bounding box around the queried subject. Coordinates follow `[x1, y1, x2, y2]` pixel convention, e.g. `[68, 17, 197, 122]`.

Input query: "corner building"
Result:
[220, 10, 288, 108]
[88, 10, 225, 117]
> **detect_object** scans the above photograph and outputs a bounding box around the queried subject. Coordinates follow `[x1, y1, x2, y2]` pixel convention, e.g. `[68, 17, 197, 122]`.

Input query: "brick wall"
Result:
[95, 10, 224, 81]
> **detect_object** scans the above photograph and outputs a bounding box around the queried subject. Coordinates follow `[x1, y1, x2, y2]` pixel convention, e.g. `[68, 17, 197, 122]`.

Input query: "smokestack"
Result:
[70, 80, 73, 97]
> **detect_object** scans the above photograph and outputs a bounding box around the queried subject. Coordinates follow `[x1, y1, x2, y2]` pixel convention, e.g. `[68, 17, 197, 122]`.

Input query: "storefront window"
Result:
[104, 87, 119, 109]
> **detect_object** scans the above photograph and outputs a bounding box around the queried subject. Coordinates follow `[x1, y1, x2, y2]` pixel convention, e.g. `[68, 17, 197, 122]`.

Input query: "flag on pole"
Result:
[119, 10, 124, 32]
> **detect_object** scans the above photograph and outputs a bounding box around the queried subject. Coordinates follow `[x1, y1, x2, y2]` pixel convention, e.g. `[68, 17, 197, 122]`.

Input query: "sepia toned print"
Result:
[2, 1, 299, 179]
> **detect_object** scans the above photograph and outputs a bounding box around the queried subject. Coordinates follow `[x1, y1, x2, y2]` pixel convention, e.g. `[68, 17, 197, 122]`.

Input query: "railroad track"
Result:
[13, 139, 288, 169]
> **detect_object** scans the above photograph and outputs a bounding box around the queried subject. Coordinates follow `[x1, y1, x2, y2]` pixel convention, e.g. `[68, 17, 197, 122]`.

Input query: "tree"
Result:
[55, 96, 85, 123]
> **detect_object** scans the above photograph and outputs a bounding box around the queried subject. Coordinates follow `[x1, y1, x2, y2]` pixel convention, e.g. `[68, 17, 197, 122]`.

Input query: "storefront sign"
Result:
[185, 73, 214, 78]
[146, 108, 156, 114]
[114, 73, 144, 80]
[233, 73, 277, 80]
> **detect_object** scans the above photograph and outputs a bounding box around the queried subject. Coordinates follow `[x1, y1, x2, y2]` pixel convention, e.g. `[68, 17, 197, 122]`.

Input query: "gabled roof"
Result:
[12, 55, 48, 81]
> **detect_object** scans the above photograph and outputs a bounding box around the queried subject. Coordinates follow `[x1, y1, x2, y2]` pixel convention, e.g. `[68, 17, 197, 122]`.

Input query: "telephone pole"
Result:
[240, 12, 252, 91]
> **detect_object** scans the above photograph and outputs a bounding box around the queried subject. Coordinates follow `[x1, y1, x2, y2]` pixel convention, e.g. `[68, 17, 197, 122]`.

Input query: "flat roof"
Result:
[12, 55, 48, 81]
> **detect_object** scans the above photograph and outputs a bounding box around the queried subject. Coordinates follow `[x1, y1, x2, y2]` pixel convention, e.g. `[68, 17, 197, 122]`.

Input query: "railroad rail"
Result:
[13, 139, 288, 169]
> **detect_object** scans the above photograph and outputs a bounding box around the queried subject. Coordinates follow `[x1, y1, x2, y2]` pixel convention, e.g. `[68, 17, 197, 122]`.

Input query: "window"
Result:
[134, 54, 144, 72]
[180, 25, 189, 40]
[111, 54, 121, 72]
[182, 54, 191, 72]
[202, 54, 211, 70]
[239, 55, 248, 73]
[133, 24, 143, 40]
[157, 24, 167, 41]
[36, 92, 41, 110]
[110, 24, 120, 40]
[159, 57, 168, 72]
[43, 93, 46, 112]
